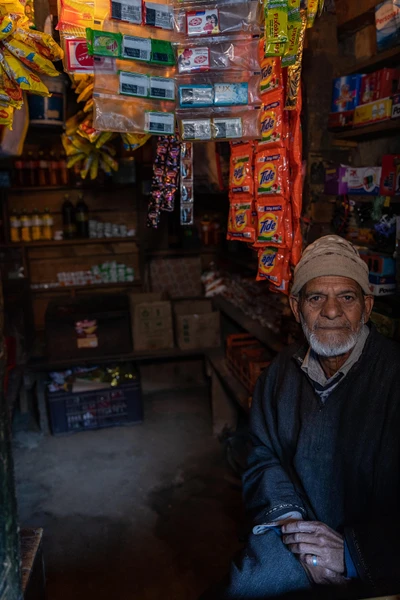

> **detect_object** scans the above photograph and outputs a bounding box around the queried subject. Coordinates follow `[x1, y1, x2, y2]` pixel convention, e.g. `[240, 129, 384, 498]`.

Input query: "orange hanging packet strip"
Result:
[285, 201, 293, 251]
[254, 146, 288, 196]
[259, 45, 283, 95]
[256, 247, 286, 284]
[269, 253, 291, 295]
[291, 163, 303, 222]
[260, 89, 286, 147]
[254, 197, 287, 248]
[229, 142, 254, 197]
[227, 197, 256, 243]
[290, 217, 303, 267]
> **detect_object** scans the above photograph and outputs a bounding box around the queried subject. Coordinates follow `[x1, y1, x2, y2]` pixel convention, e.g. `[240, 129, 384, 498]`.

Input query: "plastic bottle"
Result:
[58, 152, 69, 186]
[27, 151, 37, 187]
[31, 209, 42, 241]
[75, 193, 89, 238]
[10, 210, 21, 242]
[42, 208, 54, 241]
[62, 194, 76, 239]
[49, 151, 59, 187]
[38, 151, 48, 187]
[20, 209, 32, 242]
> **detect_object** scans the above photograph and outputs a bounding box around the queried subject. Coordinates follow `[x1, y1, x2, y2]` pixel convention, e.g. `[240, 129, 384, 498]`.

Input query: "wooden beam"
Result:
[336, 0, 382, 32]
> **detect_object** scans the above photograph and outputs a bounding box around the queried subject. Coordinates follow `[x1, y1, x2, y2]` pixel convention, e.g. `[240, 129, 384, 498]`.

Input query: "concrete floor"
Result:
[13, 384, 243, 600]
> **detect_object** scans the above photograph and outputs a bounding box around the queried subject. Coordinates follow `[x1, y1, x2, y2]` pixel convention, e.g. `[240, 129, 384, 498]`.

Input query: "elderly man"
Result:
[201, 235, 400, 600]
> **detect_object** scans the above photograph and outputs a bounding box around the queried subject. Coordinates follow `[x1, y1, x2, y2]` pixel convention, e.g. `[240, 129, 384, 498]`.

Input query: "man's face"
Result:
[290, 276, 374, 358]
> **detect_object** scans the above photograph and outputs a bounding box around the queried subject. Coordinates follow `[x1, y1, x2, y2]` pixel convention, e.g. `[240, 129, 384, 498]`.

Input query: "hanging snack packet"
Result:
[0, 62, 23, 108]
[256, 246, 285, 284]
[151, 39, 175, 66]
[290, 217, 302, 266]
[227, 198, 256, 243]
[288, 0, 300, 9]
[3, 37, 60, 77]
[255, 147, 287, 196]
[0, 103, 14, 129]
[177, 46, 210, 74]
[254, 198, 286, 247]
[1, 48, 50, 96]
[269, 252, 291, 294]
[259, 41, 283, 94]
[57, 0, 94, 31]
[14, 27, 64, 62]
[0, 15, 16, 40]
[282, 9, 302, 67]
[265, 41, 285, 57]
[260, 89, 285, 146]
[307, 0, 319, 28]
[285, 10, 306, 110]
[230, 143, 254, 196]
[86, 29, 121, 57]
[265, 0, 288, 44]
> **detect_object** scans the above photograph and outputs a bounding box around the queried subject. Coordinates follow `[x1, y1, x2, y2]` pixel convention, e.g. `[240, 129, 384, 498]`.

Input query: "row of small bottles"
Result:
[9, 194, 89, 242]
[10, 208, 54, 242]
[14, 151, 69, 188]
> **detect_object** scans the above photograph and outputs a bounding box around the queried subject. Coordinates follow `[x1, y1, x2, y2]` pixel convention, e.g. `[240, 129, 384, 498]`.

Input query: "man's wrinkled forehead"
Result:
[300, 276, 363, 297]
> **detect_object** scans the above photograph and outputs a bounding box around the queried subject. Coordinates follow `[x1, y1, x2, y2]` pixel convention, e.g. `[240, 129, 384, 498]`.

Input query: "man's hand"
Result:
[282, 521, 347, 585]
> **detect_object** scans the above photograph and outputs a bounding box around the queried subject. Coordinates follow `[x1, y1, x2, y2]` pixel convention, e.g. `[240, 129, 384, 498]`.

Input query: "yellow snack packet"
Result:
[3, 37, 60, 77]
[89, 154, 99, 180]
[80, 154, 93, 179]
[282, 11, 302, 67]
[100, 151, 118, 171]
[66, 152, 85, 167]
[285, 10, 306, 109]
[1, 48, 50, 96]
[14, 28, 64, 62]
[0, 62, 23, 108]
[57, 0, 94, 32]
[265, 40, 285, 57]
[288, 0, 300, 8]
[95, 130, 113, 149]
[265, 0, 288, 44]
[0, 103, 14, 128]
[0, 2, 25, 19]
[307, 0, 319, 28]
[0, 15, 16, 40]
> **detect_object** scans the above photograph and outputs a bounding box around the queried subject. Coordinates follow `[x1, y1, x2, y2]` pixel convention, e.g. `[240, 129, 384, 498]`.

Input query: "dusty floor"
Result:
[13, 384, 243, 600]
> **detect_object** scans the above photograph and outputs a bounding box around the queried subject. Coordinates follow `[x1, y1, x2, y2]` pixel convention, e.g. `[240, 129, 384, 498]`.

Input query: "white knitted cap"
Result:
[291, 235, 370, 296]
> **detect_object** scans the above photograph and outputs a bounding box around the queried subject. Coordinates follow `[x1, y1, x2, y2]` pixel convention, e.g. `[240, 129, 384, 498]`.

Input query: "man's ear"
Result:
[289, 295, 301, 324]
[363, 295, 374, 323]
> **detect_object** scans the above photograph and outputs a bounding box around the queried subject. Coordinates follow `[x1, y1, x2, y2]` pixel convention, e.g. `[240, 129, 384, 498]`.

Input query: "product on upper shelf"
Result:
[62, 194, 77, 239]
[347, 166, 382, 196]
[331, 75, 363, 113]
[31, 209, 42, 241]
[328, 111, 354, 129]
[42, 208, 54, 240]
[20, 209, 31, 242]
[354, 97, 392, 126]
[360, 68, 399, 105]
[380, 154, 400, 196]
[324, 165, 349, 195]
[375, 0, 400, 52]
[75, 193, 89, 238]
[392, 93, 400, 118]
[10, 210, 21, 242]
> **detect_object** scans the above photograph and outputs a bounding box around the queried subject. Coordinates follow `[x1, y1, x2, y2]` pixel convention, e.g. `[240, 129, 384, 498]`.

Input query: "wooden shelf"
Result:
[336, 0, 382, 33]
[213, 296, 284, 353]
[343, 47, 400, 75]
[7, 183, 137, 194]
[27, 345, 213, 371]
[1, 237, 138, 249]
[30, 281, 142, 294]
[145, 247, 219, 257]
[333, 119, 400, 141]
[206, 350, 250, 413]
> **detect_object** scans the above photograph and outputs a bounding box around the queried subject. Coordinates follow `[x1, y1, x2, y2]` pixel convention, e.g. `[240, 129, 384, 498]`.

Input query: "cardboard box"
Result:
[130, 293, 174, 351]
[354, 97, 392, 125]
[347, 166, 382, 195]
[391, 93, 400, 118]
[324, 165, 349, 195]
[380, 154, 400, 195]
[360, 252, 396, 276]
[375, 0, 400, 52]
[359, 68, 399, 105]
[331, 75, 363, 113]
[355, 25, 377, 60]
[369, 282, 397, 296]
[328, 110, 354, 129]
[174, 299, 220, 350]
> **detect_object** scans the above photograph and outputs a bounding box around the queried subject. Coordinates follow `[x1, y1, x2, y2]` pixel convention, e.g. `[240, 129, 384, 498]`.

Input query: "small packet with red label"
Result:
[260, 89, 285, 146]
[256, 246, 286, 284]
[229, 142, 254, 197]
[254, 197, 286, 248]
[268, 252, 291, 294]
[227, 197, 256, 243]
[254, 146, 288, 196]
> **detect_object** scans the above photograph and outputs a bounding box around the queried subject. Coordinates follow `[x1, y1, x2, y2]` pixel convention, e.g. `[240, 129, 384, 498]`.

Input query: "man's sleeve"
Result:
[242, 370, 307, 526]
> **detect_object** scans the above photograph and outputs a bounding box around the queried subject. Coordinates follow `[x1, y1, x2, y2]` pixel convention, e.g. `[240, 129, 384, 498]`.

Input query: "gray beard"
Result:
[300, 313, 365, 358]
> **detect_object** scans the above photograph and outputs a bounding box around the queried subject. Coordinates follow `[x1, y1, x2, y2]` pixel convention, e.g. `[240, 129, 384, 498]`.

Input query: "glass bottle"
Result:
[20, 209, 32, 242]
[31, 209, 42, 241]
[38, 151, 48, 187]
[10, 210, 21, 242]
[42, 208, 54, 241]
[58, 152, 69, 186]
[49, 151, 59, 187]
[27, 151, 36, 187]
[62, 194, 76, 239]
[75, 193, 89, 238]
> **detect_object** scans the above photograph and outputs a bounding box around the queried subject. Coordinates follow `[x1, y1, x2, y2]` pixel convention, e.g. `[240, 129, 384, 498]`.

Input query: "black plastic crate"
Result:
[48, 382, 142, 435]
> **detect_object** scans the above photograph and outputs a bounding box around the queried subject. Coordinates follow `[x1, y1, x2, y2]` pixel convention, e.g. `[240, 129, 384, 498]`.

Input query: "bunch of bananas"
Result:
[63, 73, 151, 179]
[0, 0, 63, 129]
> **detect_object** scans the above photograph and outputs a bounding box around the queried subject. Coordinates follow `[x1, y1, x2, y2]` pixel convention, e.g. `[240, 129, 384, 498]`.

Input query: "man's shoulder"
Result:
[258, 340, 303, 386]
[369, 326, 400, 362]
